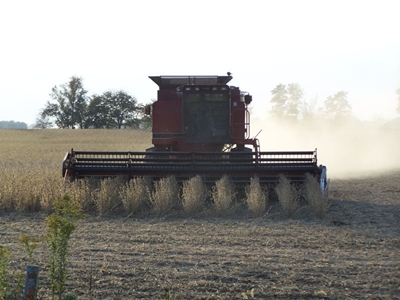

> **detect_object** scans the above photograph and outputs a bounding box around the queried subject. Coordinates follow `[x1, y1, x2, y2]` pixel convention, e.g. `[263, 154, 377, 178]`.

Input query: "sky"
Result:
[0, 0, 399, 126]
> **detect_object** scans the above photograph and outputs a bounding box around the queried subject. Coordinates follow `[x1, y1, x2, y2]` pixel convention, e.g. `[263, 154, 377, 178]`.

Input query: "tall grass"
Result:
[182, 176, 208, 216]
[276, 174, 300, 217]
[0, 168, 62, 212]
[0, 129, 152, 213]
[151, 176, 180, 217]
[304, 173, 329, 218]
[0, 129, 333, 220]
[65, 179, 97, 212]
[245, 176, 267, 217]
[211, 175, 236, 216]
[95, 177, 124, 216]
[120, 177, 152, 216]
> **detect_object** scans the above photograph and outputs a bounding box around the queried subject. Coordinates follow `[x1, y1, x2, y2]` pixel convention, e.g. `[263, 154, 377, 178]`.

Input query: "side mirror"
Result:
[244, 95, 252, 104]
[143, 105, 152, 115]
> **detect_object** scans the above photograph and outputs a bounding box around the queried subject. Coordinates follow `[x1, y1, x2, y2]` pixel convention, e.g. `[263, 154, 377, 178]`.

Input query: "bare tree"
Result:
[34, 114, 53, 129]
[301, 95, 319, 120]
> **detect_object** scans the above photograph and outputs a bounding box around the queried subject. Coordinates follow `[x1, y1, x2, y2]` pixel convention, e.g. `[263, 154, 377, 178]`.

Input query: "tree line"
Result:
[269, 83, 400, 121]
[36, 77, 399, 129]
[37, 77, 152, 129]
[0, 121, 28, 129]
[269, 83, 352, 121]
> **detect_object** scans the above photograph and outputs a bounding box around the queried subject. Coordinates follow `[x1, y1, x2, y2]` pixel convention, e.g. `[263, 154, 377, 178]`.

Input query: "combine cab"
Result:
[63, 74, 328, 193]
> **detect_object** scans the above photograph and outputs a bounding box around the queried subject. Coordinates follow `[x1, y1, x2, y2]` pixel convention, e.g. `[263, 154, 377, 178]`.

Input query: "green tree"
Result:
[270, 83, 304, 119]
[286, 83, 303, 119]
[41, 77, 88, 128]
[270, 84, 287, 118]
[85, 94, 110, 128]
[105, 90, 139, 128]
[41, 77, 150, 129]
[141, 115, 152, 129]
[84, 91, 145, 129]
[125, 100, 154, 129]
[323, 91, 352, 119]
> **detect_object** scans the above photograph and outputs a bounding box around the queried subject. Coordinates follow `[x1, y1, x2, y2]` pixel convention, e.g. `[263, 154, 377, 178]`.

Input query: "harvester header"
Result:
[62, 74, 328, 193]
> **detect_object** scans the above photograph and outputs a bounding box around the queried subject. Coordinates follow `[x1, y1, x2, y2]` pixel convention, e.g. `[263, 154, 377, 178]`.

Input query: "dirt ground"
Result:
[1, 171, 400, 300]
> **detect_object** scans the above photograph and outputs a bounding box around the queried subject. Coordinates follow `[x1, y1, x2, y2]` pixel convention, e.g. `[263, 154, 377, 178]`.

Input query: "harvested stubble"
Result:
[3, 171, 400, 300]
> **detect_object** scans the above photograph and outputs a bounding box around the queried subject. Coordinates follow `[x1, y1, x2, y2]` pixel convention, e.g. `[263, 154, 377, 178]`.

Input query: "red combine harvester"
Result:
[62, 74, 328, 192]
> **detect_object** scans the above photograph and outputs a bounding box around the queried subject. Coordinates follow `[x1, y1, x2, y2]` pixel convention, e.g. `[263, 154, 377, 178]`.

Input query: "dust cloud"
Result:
[251, 117, 400, 179]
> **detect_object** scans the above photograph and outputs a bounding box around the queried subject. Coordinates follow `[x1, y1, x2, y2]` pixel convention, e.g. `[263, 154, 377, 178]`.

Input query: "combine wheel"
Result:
[319, 165, 329, 196]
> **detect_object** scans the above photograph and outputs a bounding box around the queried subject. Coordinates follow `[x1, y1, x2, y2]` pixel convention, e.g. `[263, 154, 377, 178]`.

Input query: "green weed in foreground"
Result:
[46, 194, 85, 300]
[0, 248, 23, 300]
[0, 247, 10, 300]
[160, 290, 177, 300]
[19, 235, 40, 264]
